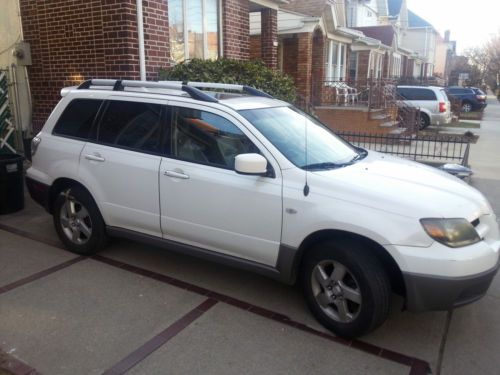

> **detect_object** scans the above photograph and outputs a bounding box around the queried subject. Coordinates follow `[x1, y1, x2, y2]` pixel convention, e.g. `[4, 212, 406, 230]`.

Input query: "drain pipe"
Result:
[136, 0, 146, 81]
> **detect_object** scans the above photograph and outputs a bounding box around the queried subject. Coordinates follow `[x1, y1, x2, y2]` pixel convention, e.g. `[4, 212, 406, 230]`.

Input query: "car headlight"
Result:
[420, 218, 481, 248]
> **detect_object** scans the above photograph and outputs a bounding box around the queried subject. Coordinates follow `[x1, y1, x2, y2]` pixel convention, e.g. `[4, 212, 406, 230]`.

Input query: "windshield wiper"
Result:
[301, 162, 341, 171]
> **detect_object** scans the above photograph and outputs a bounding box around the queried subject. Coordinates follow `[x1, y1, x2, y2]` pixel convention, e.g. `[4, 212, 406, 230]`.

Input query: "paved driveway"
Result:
[0, 97, 499, 375]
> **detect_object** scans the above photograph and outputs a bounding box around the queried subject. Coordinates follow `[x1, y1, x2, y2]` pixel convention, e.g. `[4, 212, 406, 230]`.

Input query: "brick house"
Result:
[251, 0, 358, 106]
[19, 0, 284, 132]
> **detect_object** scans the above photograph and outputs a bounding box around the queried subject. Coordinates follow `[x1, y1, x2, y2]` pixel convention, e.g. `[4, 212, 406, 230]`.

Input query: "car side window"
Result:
[53, 99, 103, 139]
[97, 100, 163, 154]
[170, 106, 259, 169]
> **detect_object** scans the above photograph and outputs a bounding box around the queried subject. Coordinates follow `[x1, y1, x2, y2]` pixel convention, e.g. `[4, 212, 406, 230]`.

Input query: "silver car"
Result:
[397, 86, 452, 129]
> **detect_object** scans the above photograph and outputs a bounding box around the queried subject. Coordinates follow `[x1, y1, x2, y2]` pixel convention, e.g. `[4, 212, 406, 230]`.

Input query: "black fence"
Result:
[337, 131, 471, 166]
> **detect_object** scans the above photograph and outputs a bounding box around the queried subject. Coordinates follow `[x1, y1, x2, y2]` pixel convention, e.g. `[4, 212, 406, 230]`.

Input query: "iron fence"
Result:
[336, 131, 471, 166]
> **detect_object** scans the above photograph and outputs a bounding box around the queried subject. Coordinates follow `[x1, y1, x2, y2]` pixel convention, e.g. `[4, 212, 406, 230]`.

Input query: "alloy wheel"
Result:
[59, 194, 93, 245]
[310, 260, 362, 323]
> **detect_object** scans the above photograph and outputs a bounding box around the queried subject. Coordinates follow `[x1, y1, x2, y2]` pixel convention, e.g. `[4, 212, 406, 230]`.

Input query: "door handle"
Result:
[84, 153, 105, 162]
[164, 170, 190, 179]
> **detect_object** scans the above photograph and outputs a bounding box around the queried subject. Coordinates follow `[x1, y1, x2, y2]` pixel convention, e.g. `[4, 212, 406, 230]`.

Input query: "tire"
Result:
[53, 185, 108, 255]
[461, 102, 472, 113]
[419, 113, 430, 130]
[301, 239, 391, 338]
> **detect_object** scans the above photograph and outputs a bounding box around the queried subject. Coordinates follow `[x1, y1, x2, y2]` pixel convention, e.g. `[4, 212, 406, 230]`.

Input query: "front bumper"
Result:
[403, 260, 499, 311]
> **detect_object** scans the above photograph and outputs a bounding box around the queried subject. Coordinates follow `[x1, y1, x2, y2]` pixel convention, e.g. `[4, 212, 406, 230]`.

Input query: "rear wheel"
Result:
[302, 239, 391, 338]
[419, 113, 430, 130]
[53, 186, 107, 255]
[461, 102, 473, 113]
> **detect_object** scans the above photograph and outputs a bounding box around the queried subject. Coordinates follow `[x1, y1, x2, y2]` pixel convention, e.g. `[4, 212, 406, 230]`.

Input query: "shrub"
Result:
[159, 59, 297, 103]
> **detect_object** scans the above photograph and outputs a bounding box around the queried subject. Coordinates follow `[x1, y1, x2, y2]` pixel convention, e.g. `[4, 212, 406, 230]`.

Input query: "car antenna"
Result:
[303, 108, 310, 197]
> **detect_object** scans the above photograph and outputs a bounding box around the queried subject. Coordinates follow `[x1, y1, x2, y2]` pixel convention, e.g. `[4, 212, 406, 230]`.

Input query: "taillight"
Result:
[439, 102, 446, 113]
[31, 136, 41, 156]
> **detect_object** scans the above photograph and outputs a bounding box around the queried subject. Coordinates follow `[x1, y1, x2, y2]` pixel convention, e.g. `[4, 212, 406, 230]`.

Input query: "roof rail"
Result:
[160, 81, 274, 99]
[76, 79, 218, 103]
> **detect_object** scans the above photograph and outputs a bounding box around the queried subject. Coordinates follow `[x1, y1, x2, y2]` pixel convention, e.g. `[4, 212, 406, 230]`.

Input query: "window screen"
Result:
[53, 99, 102, 139]
[98, 101, 163, 153]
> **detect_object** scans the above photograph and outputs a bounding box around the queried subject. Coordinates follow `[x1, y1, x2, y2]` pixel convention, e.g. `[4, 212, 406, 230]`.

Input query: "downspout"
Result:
[136, 0, 146, 81]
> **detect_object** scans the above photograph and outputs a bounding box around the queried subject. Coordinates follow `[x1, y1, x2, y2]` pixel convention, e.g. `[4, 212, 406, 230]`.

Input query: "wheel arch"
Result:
[292, 229, 405, 296]
[48, 178, 95, 215]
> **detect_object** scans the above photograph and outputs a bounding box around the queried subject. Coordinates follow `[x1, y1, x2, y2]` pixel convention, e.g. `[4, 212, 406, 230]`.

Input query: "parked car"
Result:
[26, 80, 500, 338]
[396, 85, 452, 129]
[446, 86, 487, 112]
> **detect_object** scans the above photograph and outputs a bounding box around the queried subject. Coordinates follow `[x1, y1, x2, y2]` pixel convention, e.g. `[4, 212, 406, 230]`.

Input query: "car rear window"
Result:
[53, 99, 103, 139]
[397, 88, 437, 101]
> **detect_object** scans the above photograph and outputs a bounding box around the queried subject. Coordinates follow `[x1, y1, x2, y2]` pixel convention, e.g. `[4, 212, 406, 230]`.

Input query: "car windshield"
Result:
[239, 106, 361, 170]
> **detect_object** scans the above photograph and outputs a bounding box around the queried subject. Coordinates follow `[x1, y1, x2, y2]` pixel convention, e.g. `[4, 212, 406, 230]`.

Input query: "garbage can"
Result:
[0, 153, 24, 214]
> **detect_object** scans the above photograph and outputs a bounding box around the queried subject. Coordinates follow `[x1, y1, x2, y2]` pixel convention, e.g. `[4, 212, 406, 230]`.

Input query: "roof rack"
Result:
[160, 81, 274, 99]
[76, 79, 219, 103]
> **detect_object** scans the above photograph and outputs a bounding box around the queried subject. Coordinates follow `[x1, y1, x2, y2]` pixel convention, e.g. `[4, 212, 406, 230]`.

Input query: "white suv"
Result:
[27, 80, 499, 338]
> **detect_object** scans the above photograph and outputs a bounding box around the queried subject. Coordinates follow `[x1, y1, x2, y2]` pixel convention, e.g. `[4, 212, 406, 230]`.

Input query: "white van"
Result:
[397, 86, 452, 129]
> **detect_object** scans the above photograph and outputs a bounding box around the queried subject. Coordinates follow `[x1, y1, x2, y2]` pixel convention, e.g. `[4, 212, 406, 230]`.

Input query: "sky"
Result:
[407, 0, 500, 53]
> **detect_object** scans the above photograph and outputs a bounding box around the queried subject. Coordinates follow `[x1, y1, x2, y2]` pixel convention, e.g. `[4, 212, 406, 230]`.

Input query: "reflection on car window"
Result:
[98, 101, 162, 153]
[170, 107, 259, 169]
[239, 106, 357, 168]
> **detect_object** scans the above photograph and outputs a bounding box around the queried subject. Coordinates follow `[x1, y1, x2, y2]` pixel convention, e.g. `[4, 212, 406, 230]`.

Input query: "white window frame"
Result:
[325, 40, 347, 81]
[169, 0, 221, 63]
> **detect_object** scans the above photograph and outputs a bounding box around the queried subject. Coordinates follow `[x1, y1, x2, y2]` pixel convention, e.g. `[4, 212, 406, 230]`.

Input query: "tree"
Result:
[463, 32, 500, 91]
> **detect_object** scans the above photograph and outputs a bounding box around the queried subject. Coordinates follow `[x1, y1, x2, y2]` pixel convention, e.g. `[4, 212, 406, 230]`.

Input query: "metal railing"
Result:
[336, 131, 471, 166]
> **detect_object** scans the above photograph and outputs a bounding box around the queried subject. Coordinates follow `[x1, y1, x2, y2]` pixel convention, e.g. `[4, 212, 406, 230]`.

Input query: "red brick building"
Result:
[20, 0, 282, 132]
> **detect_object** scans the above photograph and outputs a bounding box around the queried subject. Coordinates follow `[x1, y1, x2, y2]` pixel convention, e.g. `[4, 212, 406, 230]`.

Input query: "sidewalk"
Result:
[439, 94, 500, 375]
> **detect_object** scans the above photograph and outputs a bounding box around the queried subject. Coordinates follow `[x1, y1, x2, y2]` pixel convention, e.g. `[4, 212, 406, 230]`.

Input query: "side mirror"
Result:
[235, 153, 268, 176]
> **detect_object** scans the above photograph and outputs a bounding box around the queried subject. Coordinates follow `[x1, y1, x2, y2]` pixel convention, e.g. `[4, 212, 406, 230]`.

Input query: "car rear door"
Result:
[78, 97, 165, 237]
[159, 102, 283, 266]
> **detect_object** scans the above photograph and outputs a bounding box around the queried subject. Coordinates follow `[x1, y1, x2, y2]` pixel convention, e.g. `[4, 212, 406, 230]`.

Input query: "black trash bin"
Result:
[0, 153, 25, 215]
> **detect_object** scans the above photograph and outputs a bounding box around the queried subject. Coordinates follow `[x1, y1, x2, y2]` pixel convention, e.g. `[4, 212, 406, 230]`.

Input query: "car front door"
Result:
[79, 98, 165, 237]
[159, 103, 283, 266]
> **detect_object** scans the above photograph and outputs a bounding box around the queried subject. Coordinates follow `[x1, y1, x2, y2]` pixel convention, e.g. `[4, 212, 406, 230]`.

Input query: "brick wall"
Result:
[20, 0, 171, 132]
[142, 0, 170, 80]
[250, 35, 262, 60]
[356, 51, 370, 80]
[223, 0, 250, 60]
[315, 108, 394, 135]
[282, 37, 298, 79]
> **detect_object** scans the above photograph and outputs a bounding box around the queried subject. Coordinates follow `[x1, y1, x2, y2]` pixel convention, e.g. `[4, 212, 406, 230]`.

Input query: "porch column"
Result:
[296, 33, 313, 105]
[336, 42, 342, 79]
[222, 0, 250, 60]
[261, 8, 278, 69]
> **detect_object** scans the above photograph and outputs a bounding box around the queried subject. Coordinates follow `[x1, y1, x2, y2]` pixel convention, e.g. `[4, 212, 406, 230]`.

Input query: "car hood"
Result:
[311, 151, 491, 220]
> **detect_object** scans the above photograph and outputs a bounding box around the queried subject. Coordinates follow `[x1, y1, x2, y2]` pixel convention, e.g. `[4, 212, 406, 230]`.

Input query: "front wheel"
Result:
[53, 186, 108, 255]
[302, 240, 391, 338]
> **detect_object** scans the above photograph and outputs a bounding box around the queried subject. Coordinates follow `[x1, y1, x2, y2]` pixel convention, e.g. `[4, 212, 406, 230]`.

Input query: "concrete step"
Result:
[379, 120, 399, 128]
[371, 114, 390, 120]
[389, 127, 407, 134]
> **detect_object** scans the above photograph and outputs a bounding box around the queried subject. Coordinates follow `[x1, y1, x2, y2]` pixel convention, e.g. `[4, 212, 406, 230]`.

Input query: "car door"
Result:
[159, 102, 283, 266]
[78, 97, 165, 237]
